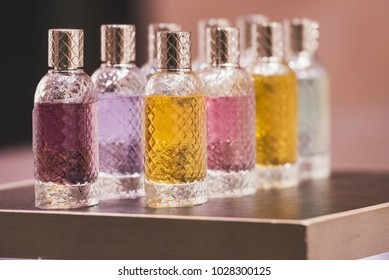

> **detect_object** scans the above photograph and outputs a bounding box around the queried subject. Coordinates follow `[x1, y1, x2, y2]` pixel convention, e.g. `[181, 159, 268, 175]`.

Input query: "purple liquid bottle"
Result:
[92, 25, 146, 199]
[33, 29, 98, 209]
[199, 27, 257, 197]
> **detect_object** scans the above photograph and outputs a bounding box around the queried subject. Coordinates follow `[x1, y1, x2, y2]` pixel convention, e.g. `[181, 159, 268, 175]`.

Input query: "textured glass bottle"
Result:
[192, 18, 230, 72]
[236, 14, 268, 68]
[284, 18, 330, 180]
[248, 22, 298, 188]
[141, 23, 181, 80]
[199, 27, 256, 197]
[91, 25, 147, 200]
[33, 29, 98, 209]
[145, 32, 207, 207]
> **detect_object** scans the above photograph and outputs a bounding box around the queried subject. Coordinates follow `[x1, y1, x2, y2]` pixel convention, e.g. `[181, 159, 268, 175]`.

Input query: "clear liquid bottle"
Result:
[192, 18, 230, 72]
[236, 14, 268, 68]
[284, 18, 330, 180]
[33, 29, 98, 209]
[141, 23, 181, 80]
[199, 27, 256, 197]
[145, 31, 207, 207]
[247, 22, 298, 188]
[91, 25, 147, 200]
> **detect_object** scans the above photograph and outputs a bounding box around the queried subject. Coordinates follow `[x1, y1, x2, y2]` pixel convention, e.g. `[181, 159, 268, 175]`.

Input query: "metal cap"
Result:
[157, 31, 191, 70]
[284, 18, 319, 59]
[101, 24, 135, 64]
[251, 21, 283, 60]
[48, 29, 83, 70]
[237, 14, 268, 50]
[148, 23, 181, 61]
[198, 18, 230, 59]
[206, 27, 239, 66]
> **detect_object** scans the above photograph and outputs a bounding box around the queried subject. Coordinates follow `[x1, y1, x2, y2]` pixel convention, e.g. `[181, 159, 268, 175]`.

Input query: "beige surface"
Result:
[142, 0, 389, 170]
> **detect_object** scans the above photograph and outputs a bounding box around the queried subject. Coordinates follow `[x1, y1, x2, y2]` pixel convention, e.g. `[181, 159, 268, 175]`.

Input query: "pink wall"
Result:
[143, 0, 389, 170]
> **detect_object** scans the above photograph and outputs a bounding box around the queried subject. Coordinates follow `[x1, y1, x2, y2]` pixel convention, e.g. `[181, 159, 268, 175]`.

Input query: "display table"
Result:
[0, 172, 388, 259]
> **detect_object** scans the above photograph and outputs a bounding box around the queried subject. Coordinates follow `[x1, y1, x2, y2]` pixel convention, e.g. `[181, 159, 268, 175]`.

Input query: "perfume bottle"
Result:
[33, 29, 98, 209]
[91, 24, 147, 200]
[192, 18, 230, 72]
[145, 31, 207, 207]
[284, 18, 330, 180]
[236, 14, 268, 67]
[199, 27, 256, 197]
[141, 23, 181, 79]
[248, 22, 298, 188]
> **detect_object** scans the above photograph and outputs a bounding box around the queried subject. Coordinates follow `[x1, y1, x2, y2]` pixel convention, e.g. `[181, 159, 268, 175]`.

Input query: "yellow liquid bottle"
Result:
[249, 21, 298, 188]
[144, 31, 207, 207]
[253, 72, 297, 166]
[145, 95, 206, 184]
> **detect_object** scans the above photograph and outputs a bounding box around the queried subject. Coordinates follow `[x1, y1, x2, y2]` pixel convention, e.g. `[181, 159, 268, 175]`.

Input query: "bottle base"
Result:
[207, 169, 256, 198]
[256, 163, 298, 189]
[298, 154, 330, 181]
[35, 180, 99, 209]
[98, 172, 144, 200]
[145, 179, 207, 208]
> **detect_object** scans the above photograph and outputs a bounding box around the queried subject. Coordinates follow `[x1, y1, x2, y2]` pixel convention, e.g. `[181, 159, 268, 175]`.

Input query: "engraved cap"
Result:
[252, 21, 283, 60]
[157, 31, 191, 70]
[198, 18, 230, 59]
[206, 27, 240, 66]
[284, 18, 319, 58]
[148, 23, 181, 61]
[101, 24, 136, 64]
[48, 29, 83, 69]
[237, 14, 268, 50]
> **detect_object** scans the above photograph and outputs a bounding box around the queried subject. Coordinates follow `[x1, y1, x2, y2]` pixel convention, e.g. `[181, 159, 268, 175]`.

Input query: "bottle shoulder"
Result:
[141, 60, 158, 80]
[146, 70, 204, 97]
[34, 69, 95, 103]
[91, 64, 147, 96]
[199, 66, 254, 97]
[248, 60, 294, 77]
[288, 57, 328, 79]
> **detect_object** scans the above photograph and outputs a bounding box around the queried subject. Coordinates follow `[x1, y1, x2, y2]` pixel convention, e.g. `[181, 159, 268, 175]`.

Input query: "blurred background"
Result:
[0, 0, 388, 183]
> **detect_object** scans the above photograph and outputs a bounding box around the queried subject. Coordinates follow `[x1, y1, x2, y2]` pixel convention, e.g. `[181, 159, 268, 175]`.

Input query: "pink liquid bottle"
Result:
[33, 29, 98, 209]
[91, 25, 147, 200]
[199, 27, 257, 197]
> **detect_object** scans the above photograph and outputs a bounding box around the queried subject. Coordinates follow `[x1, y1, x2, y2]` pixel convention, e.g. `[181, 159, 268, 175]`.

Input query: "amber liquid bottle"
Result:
[248, 22, 298, 188]
[144, 32, 207, 207]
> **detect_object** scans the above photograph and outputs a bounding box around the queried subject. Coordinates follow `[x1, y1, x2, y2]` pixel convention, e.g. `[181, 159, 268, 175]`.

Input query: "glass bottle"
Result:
[33, 29, 98, 209]
[192, 18, 230, 72]
[141, 23, 181, 80]
[145, 31, 207, 207]
[248, 22, 298, 188]
[284, 18, 330, 180]
[236, 14, 268, 68]
[199, 27, 256, 197]
[91, 25, 147, 200]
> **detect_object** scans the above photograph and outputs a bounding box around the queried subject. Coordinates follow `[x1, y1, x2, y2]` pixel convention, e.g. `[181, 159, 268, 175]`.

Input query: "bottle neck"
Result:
[49, 68, 82, 74]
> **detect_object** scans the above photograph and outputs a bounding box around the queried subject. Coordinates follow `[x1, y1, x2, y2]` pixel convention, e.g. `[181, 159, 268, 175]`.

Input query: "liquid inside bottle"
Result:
[98, 94, 144, 198]
[206, 95, 256, 196]
[297, 71, 330, 179]
[144, 95, 207, 206]
[253, 72, 298, 187]
[33, 102, 98, 208]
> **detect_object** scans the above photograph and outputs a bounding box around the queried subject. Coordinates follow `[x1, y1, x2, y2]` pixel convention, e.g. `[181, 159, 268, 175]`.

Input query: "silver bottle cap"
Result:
[148, 23, 181, 61]
[157, 31, 191, 70]
[48, 29, 83, 70]
[101, 24, 135, 64]
[198, 18, 230, 59]
[206, 27, 240, 66]
[237, 14, 268, 50]
[284, 18, 319, 58]
[252, 21, 283, 60]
